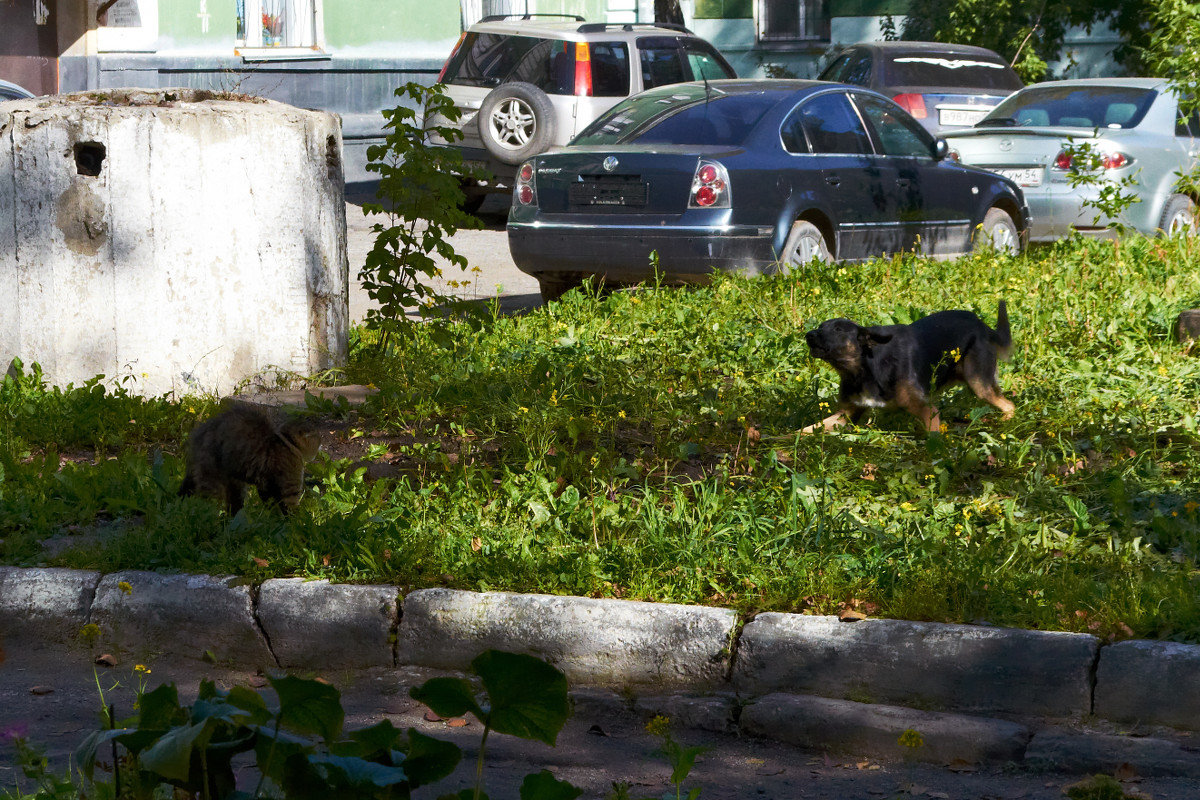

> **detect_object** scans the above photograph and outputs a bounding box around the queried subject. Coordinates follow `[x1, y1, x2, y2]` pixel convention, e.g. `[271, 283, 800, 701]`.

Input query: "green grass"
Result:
[2, 236, 1200, 641]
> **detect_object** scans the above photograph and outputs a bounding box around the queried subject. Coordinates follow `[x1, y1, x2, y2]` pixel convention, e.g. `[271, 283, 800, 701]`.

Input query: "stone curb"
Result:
[90, 571, 275, 667]
[4, 564, 1200, 777]
[740, 693, 1031, 765]
[257, 578, 398, 669]
[1095, 640, 1200, 731]
[396, 588, 737, 689]
[734, 613, 1098, 718]
[1025, 730, 1200, 778]
[0, 567, 100, 645]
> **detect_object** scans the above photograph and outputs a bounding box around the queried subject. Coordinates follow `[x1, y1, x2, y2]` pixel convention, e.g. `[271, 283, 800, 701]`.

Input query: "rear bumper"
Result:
[1023, 181, 1157, 241]
[507, 221, 777, 283]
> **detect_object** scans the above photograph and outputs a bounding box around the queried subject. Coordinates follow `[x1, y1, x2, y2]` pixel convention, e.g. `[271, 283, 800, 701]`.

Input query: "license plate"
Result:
[463, 159, 489, 171]
[994, 167, 1043, 187]
[939, 108, 990, 127]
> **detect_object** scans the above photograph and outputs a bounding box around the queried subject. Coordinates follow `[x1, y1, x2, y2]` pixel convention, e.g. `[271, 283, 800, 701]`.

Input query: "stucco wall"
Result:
[0, 89, 348, 398]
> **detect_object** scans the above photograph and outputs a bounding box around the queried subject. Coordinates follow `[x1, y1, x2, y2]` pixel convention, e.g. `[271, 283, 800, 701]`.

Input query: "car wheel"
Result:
[1159, 193, 1196, 237]
[459, 181, 488, 215]
[478, 83, 556, 166]
[537, 275, 578, 303]
[778, 220, 831, 272]
[974, 208, 1020, 255]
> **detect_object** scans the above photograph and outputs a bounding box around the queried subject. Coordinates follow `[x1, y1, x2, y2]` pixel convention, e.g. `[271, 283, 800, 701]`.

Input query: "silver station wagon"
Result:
[942, 78, 1199, 241]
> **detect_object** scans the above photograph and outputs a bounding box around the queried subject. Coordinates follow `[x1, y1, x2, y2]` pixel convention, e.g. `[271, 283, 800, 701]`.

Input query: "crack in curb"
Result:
[81, 571, 101, 625]
[391, 589, 403, 668]
[248, 581, 282, 669]
[1088, 640, 1105, 716]
[724, 612, 750, 685]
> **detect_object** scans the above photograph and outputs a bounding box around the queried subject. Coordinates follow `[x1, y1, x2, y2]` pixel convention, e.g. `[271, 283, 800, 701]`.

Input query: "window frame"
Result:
[755, 0, 829, 46]
[236, 0, 328, 61]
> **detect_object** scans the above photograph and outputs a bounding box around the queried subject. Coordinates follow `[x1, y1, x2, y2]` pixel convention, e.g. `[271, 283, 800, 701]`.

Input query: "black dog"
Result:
[803, 302, 1013, 434]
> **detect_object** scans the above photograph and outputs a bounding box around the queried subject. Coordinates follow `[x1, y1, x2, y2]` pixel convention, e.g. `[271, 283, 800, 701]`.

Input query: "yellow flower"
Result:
[118, 581, 133, 596]
[939, 423, 948, 434]
[518, 406, 529, 413]
[134, 664, 151, 675]
[645, 715, 671, 736]
[898, 729, 924, 748]
[618, 410, 626, 418]
[79, 623, 101, 646]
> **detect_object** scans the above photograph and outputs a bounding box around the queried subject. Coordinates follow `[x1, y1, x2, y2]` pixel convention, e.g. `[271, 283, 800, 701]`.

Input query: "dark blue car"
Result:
[506, 79, 1029, 301]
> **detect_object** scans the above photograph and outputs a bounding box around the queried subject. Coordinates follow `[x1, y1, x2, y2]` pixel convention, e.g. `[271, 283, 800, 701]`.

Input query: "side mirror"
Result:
[933, 138, 950, 161]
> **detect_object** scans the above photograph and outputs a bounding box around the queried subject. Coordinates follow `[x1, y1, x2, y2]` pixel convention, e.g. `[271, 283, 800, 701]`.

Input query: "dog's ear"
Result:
[857, 326, 894, 349]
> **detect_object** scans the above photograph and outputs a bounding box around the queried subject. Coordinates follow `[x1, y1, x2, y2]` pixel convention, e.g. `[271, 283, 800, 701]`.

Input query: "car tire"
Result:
[777, 220, 832, 272]
[973, 207, 1020, 255]
[537, 275, 578, 303]
[459, 181, 488, 215]
[1158, 193, 1196, 237]
[478, 83, 557, 166]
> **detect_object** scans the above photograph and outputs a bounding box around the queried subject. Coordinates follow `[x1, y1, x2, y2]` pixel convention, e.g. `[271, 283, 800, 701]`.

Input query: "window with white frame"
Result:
[757, 0, 827, 43]
[237, 0, 322, 52]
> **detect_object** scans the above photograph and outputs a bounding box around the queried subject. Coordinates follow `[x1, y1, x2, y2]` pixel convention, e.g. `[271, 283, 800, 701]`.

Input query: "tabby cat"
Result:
[178, 404, 321, 516]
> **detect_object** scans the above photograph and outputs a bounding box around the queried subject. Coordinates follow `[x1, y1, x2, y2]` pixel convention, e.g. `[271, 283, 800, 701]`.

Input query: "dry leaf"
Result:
[322, 554, 331, 567]
[471, 537, 482, 552]
[746, 425, 761, 444]
[30, 685, 54, 695]
[947, 758, 977, 773]
[1113, 762, 1138, 781]
[928, 793, 951, 799]
[423, 710, 443, 722]
[861, 463, 878, 481]
[252, 557, 269, 568]
[773, 449, 792, 464]
[447, 717, 469, 728]
[838, 608, 867, 622]
[383, 549, 393, 560]
[94, 653, 117, 667]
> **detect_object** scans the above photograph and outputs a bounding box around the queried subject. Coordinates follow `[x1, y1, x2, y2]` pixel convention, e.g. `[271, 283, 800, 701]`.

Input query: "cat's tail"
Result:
[178, 474, 196, 497]
[989, 300, 1012, 360]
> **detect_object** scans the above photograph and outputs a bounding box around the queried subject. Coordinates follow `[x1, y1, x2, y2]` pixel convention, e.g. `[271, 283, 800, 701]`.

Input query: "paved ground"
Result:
[346, 193, 542, 324]
[4, 647, 1200, 800]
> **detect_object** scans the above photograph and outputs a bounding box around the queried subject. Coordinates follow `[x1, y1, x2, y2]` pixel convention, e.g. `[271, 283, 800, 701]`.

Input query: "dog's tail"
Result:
[989, 300, 1012, 359]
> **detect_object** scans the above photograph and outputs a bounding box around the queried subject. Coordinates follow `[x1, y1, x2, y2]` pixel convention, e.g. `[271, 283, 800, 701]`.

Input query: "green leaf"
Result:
[345, 718, 405, 757]
[74, 729, 132, 780]
[307, 753, 408, 789]
[410, 676, 483, 720]
[271, 675, 345, 742]
[226, 685, 272, 725]
[519, 769, 583, 800]
[404, 729, 463, 789]
[670, 745, 707, 784]
[139, 720, 214, 782]
[137, 683, 183, 730]
[472, 650, 570, 746]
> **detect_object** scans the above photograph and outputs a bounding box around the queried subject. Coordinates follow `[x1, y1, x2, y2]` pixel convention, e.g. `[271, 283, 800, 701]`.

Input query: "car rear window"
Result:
[885, 54, 1022, 91]
[980, 85, 1158, 129]
[572, 87, 773, 146]
[441, 33, 630, 97]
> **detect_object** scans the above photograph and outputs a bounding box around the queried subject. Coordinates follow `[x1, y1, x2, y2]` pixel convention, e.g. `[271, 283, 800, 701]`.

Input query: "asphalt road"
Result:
[4, 647, 1200, 800]
[346, 193, 543, 323]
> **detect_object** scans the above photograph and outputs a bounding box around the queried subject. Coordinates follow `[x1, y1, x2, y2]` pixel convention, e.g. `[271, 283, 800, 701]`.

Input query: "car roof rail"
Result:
[576, 21, 694, 34]
[480, 13, 586, 22]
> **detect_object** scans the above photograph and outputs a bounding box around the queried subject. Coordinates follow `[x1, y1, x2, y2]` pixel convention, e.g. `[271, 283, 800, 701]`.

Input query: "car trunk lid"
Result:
[944, 128, 1100, 188]
[532, 146, 738, 214]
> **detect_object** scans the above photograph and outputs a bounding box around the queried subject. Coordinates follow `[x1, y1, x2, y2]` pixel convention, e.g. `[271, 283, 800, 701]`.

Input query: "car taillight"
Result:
[689, 160, 730, 209]
[574, 42, 592, 97]
[515, 160, 537, 206]
[1052, 150, 1132, 171]
[438, 33, 466, 84]
[893, 93, 927, 119]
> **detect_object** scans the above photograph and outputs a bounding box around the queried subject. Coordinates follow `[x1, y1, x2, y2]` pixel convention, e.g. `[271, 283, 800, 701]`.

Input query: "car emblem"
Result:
[603, 156, 618, 172]
[999, 139, 1013, 152]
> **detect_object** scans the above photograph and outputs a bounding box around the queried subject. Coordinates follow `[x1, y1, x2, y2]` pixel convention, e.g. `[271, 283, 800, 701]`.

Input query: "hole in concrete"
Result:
[74, 142, 106, 176]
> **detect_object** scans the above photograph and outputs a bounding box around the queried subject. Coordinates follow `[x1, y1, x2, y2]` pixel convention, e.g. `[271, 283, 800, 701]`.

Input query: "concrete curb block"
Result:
[634, 694, 739, 734]
[734, 613, 1098, 717]
[90, 571, 275, 667]
[1095, 640, 1200, 731]
[396, 588, 737, 689]
[1025, 730, 1200, 778]
[257, 578, 398, 669]
[740, 693, 1031, 765]
[0, 567, 100, 645]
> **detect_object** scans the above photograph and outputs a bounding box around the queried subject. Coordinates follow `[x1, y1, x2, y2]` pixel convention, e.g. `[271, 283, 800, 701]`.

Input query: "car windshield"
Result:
[572, 87, 775, 146]
[886, 54, 1022, 91]
[978, 85, 1158, 129]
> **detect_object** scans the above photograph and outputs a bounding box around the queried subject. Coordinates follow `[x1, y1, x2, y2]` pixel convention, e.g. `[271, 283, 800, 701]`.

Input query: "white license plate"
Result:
[463, 159, 489, 171]
[994, 167, 1043, 187]
[939, 108, 989, 127]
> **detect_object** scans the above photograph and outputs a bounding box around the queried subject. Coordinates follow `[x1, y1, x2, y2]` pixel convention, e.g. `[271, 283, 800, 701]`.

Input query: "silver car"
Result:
[942, 78, 1198, 242]
[427, 15, 735, 208]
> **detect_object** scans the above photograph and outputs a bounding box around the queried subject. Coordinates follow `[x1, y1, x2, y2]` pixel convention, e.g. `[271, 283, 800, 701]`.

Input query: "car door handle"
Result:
[824, 175, 841, 186]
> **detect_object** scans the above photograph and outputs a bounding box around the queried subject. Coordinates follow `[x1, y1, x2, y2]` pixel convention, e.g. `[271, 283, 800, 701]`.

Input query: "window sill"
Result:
[236, 47, 331, 62]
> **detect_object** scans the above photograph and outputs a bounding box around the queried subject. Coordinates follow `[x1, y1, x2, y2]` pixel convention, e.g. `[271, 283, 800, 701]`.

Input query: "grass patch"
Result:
[2, 237, 1200, 640]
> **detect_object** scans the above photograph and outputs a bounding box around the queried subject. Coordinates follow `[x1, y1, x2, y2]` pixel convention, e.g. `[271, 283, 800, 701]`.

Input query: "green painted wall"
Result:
[529, 0, 611, 23]
[323, 0, 459, 47]
[159, 0, 236, 45]
[829, 0, 910, 15]
[694, 0, 751, 20]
